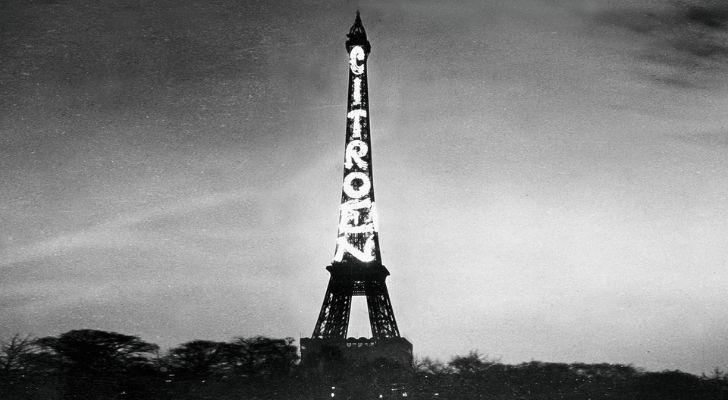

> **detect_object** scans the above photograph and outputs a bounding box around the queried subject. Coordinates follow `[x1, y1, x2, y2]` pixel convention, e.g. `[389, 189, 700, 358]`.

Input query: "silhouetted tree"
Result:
[6, 330, 728, 400]
[1, 334, 35, 380]
[165, 340, 227, 379]
[636, 370, 709, 400]
[449, 350, 496, 374]
[0, 334, 63, 399]
[415, 356, 451, 375]
[224, 336, 298, 377]
[35, 329, 159, 400]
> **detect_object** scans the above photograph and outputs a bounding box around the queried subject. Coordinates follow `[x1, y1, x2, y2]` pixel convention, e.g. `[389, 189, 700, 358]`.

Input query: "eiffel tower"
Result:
[300, 12, 412, 369]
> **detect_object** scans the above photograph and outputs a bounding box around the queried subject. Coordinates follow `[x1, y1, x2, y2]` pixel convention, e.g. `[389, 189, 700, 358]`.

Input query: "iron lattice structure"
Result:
[311, 12, 402, 341]
[312, 263, 400, 339]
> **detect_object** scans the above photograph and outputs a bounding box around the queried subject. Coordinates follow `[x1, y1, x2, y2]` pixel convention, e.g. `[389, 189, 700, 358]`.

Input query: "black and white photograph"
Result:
[2, 0, 728, 398]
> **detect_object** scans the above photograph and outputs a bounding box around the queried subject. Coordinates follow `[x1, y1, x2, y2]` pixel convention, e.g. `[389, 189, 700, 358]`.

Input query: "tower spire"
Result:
[346, 10, 371, 54]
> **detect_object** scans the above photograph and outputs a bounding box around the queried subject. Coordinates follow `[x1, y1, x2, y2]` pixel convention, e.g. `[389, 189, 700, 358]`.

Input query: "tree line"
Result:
[0, 330, 298, 400]
[1, 330, 727, 399]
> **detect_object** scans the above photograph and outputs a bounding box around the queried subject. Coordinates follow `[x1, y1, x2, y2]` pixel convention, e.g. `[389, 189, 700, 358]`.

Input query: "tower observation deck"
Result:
[300, 12, 412, 370]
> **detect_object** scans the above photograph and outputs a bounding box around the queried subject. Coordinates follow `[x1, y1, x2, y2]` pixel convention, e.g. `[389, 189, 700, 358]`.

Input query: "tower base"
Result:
[300, 337, 413, 372]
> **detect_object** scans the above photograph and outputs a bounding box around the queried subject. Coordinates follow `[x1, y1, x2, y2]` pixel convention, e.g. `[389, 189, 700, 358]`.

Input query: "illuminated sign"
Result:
[333, 45, 379, 264]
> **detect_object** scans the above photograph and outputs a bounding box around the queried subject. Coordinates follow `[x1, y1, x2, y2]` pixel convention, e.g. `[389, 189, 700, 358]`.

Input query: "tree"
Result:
[36, 329, 158, 372]
[636, 370, 708, 400]
[225, 336, 298, 377]
[0, 333, 65, 399]
[165, 340, 227, 379]
[414, 356, 451, 375]
[35, 329, 159, 400]
[1, 334, 35, 378]
[448, 350, 495, 375]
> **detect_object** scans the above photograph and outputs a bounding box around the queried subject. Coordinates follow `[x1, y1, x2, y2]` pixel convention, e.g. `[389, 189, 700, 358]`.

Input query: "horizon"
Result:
[2, 0, 728, 376]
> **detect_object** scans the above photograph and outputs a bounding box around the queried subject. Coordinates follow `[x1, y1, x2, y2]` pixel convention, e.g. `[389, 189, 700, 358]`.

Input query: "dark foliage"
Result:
[34, 329, 160, 400]
[2, 330, 727, 400]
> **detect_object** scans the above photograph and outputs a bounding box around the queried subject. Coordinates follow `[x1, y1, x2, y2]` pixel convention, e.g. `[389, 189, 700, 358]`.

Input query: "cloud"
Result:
[594, 1, 728, 87]
[0, 189, 261, 266]
[671, 130, 728, 148]
[0, 148, 335, 267]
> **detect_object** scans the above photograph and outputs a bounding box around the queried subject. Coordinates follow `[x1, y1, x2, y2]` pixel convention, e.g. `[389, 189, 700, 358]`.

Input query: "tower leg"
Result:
[365, 279, 400, 339]
[313, 276, 353, 338]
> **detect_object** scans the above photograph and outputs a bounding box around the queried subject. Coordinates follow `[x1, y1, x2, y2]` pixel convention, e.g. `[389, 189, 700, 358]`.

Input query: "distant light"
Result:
[330, 393, 335, 398]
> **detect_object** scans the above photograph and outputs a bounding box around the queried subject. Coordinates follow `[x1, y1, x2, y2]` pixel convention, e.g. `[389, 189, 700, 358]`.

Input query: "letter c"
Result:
[349, 46, 365, 75]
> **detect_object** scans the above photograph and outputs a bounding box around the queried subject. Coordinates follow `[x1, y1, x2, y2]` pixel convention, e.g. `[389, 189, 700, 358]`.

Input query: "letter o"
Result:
[343, 172, 371, 199]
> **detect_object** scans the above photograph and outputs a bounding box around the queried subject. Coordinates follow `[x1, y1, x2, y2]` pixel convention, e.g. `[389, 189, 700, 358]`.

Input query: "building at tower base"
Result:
[300, 337, 413, 372]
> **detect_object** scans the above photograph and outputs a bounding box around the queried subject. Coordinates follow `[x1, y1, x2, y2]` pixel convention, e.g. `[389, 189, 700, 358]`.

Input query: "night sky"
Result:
[2, 0, 728, 375]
